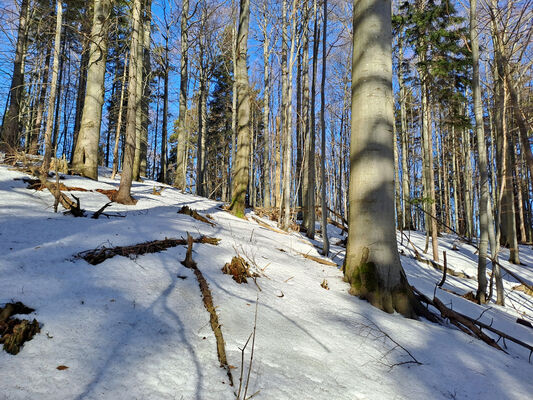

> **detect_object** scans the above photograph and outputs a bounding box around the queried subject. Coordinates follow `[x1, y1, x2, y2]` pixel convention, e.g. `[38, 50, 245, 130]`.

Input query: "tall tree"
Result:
[320, 0, 329, 255]
[230, 0, 251, 217]
[116, 0, 142, 204]
[344, 0, 423, 317]
[174, 0, 189, 190]
[1, 0, 29, 154]
[41, 0, 63, 175]
[71, 0, 111, 180]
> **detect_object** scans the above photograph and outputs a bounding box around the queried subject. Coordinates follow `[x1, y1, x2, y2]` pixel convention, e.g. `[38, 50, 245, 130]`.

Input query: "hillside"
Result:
[0, 164, 532, 400]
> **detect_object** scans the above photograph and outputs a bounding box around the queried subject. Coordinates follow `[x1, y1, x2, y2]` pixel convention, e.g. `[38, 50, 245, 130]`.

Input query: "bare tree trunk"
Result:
[261, 9, 271, 207]
[398, 42, 411, 230]
[274, 115, 281, 207]
[306, 0, 319, 238]
[70, 7, 92, 161]
[463, 126, 474, 239]
[111, 57, 128, 180]
[451, 127, 459, 231]
[229, 0, 251, 218]
[116, 0, 142, 204]
[1, 0, 29, 153]
[132, 6, 146, 182]
[174, 0, 189, 189]
[514, 138, 527, 243]
[301, 1, 310, 226]
[31, 44, 51, 155]
[230, 10, 238, 199]
[41, 0, 63, 175]
[344, 0, 423, 318]
[320, 0, 329, 255]
[140, 1, 152, 177]
[72, 0, 110, 180]
[471, 0, 491, 303]
[280, 0, 289, 228]
[159, 36, 169, 183]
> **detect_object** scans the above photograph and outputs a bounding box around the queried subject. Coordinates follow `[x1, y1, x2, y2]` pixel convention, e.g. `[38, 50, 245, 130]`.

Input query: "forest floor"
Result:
[0, 163, 532, 400]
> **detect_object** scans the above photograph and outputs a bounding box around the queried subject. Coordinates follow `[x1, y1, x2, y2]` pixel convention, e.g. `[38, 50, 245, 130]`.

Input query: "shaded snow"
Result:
[0, 165, 532, 400]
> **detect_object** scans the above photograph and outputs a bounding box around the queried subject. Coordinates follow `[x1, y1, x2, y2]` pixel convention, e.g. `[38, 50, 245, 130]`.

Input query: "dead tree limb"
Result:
[181, 233, 234, 386]
[77, 235, 221, 265]
[91, 202, 113, 219]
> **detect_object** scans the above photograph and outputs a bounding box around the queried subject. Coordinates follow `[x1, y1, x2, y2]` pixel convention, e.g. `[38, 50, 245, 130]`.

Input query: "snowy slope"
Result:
[0, 164, 532, 400]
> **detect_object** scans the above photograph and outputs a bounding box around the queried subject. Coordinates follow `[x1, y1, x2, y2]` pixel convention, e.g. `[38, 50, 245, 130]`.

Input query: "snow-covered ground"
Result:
[0, 164, 532, 400]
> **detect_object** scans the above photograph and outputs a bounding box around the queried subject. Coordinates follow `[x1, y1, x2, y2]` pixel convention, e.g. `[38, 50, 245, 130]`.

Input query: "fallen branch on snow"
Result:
[77, 235, 221, 265]
[181, 234, 234, 386]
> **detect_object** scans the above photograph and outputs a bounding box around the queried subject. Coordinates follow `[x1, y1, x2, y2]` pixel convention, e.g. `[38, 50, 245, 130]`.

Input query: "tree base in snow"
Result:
[345, 259, 434, 321]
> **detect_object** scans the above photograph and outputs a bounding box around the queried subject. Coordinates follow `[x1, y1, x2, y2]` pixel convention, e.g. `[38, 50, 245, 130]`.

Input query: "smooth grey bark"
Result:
[344, 0, 422, 318]
[320, 0, 329, 256]
[72, 0, 110, 180]
[132, 2, 148, 181]
[261, 7, 271, 207]
[1, 0, 29, 153]
[70, 16, 90, 162]
[41, 0, 63, 175]
[111, 57, 128, 180]
[471, 0, 494, 304]
[229, 0, 251, 218]
[280, 0, 289, 227]
[398, 41, 411, 230]
[116, 0, 142, 204]
[140, 1, 152, 177]
[301, 0, 310, 226]
[174, 0, 189, 190]
[159, 33, 169, 183]
[230, 9, 238, 199]
[306, 0, 319, 239]
[463, 125, 473, 239]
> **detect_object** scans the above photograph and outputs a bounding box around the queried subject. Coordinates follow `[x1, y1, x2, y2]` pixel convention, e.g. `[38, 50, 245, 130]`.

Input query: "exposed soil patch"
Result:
[0, 302, 40, 355]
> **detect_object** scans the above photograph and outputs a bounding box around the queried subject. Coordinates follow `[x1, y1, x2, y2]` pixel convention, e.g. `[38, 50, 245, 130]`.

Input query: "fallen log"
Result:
[77, 235, 221, 265]
[413, 287, 533, 360]
[251, 216, 287, 235]
[296, 251, 338, 267]
[178, 205, 216, 227]
[181, 234, 234, 386]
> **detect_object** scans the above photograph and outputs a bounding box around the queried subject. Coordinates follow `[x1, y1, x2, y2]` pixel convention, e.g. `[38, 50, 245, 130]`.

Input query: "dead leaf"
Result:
[56, 365, 69, 370]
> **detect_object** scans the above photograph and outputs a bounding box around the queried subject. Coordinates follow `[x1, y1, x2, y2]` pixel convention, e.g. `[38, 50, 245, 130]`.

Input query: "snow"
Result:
[0, 164, 532, 400]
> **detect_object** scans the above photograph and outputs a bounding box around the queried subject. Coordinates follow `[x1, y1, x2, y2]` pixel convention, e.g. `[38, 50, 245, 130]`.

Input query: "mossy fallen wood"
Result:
[77, 235, 221, 265]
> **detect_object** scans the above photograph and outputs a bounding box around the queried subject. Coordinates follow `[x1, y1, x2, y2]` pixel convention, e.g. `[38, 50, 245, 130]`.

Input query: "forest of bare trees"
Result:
[0, 0, 531, 314]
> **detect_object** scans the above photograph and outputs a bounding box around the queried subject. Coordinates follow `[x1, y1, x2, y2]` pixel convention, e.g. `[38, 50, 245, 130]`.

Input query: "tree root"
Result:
[0, 302, 40, 355]
[77, 235, 221, 265]
[181, 234, 234, 386]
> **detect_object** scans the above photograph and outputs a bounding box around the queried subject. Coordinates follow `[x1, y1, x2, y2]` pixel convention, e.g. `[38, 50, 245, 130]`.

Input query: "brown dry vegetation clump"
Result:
[222, 256, 256, 284]
[0, 302, 40, 355]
